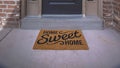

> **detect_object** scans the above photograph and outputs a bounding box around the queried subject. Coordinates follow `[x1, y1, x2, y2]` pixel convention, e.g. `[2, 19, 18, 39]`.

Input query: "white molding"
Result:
[27, 1, 39, 16]
[82, 0, 86, 17]
[21, 0, 27, 19]
[98, 0, 103, 18]
[38, 0, 42, 17]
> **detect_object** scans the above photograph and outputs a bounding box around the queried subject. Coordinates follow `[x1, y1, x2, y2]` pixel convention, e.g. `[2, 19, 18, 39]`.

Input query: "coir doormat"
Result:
[33, 30, 89, 50]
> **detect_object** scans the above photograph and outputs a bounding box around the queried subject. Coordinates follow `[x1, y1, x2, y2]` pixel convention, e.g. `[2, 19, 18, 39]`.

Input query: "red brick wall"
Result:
[113, 0, 120, 31]
[103, 0, 120, 31]
[0, 0, 20, 27]
[103, 0, 113, 26]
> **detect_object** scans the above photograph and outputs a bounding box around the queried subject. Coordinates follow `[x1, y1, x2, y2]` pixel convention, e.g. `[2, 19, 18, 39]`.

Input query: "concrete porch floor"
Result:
[0, 28, 120, 68]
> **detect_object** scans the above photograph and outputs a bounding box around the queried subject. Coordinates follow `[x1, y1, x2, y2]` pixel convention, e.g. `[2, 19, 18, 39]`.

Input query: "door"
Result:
[42, 0, 82, 14]
[86, 0, 98, 16]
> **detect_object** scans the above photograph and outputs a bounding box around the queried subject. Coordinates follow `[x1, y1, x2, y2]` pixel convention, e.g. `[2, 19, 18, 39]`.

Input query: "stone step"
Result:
[21, 16, 103, 30]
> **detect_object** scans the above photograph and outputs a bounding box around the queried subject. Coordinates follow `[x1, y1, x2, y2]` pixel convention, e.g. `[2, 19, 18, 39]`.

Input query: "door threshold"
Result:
[42, 14, 83, 18]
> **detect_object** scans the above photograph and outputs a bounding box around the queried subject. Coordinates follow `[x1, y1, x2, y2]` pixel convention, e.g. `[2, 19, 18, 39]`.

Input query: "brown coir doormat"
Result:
[33, 30, 89, 50]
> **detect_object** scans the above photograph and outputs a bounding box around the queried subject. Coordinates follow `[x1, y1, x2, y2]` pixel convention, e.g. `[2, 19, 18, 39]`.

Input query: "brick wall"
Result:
[103, 0, 113, 27]
[0, 0, 20, 28]
[113, 0, 120, 31]
[103, 0, 120, 31]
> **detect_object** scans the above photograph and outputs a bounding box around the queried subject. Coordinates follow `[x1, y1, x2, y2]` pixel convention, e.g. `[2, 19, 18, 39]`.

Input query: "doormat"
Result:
[33, 30, 89, 50]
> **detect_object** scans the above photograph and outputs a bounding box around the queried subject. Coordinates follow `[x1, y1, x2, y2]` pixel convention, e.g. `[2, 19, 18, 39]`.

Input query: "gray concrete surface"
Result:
[0, 28, 120, 68]
[0, 28, 12, 41]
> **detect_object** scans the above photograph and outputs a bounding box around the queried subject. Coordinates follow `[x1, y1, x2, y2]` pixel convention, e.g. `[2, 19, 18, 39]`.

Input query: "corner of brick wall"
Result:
[103, 0, 113, 27]
[103, 0, 120, 31]
[113, 0, 120, 31]
[0, 0, 20, 28]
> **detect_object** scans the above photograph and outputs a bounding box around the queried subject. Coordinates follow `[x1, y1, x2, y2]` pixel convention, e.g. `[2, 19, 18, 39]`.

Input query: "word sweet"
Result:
[37, 31, 82, 45]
